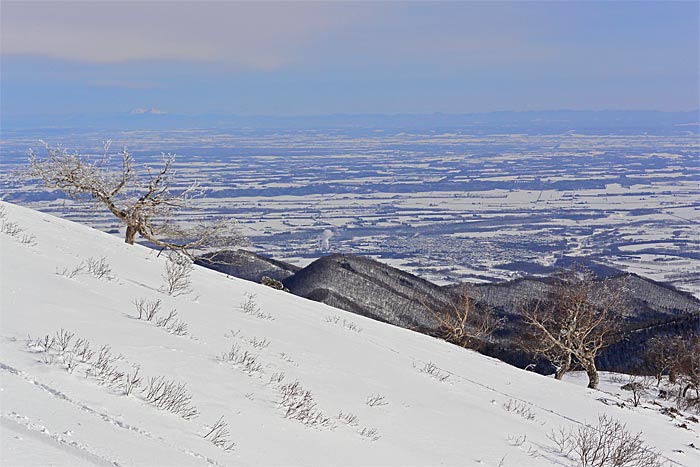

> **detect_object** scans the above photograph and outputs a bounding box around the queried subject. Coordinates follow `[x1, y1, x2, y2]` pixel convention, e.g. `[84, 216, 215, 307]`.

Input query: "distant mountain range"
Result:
[197, 249, 700, 374]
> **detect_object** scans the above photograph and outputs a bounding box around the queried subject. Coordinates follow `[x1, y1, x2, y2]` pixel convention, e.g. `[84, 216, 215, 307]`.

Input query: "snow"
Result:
[0, 200, 698, 466]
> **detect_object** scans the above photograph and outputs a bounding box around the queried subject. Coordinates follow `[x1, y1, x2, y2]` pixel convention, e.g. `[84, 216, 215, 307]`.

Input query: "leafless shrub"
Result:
[84, 256, 113, 279]
[156, 309, 177, 328]
[366, 394, 388, 407]
[133, 298, 162, 321]
[359, 427, 381, 441]
[142, 376, 198, 420]
[35, 334, 55, 353]
[217, 344, 263, 375]
[240, 293, 260, 315]
[56, 257, 112, 280]
[71, 338, 94, 362]
[0, 205, 6, 218]
[161, 252, 194, 296]
[238, 293, 274, 320]
[123, 367, 142, 396]
[507, 434, 527, 447]
[269, 372, 286, 385]
[86, 345, 123, 384]
[249, 336, 270, 350]
[548, 415, 663, 467]
[168, 319, 189, 336]
[503, 399, 536, 421]
[54, 329, 75, 354]
[19, 233, 37, 245]
[1, 220, 24, 236]
[342, 320, 362, 333]
[56, 262, 86, 278]
[41, 353, 55, 365]
[418, 361, 450, 382]
[621, 377, 649, 408]
[219, 344, 242, 363]
[63, 352, 79, 373]
[325, 315, 362, 333]
[278, 381, 331, 428]
[225, 329, 241, 339]
[203, 416, 236, 452]
[338, 411, 359, 426]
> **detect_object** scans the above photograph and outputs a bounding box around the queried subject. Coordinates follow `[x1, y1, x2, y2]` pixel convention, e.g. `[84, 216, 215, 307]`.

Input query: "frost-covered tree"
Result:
[522, 267, 627, 389]
[27, 142, 247, 257]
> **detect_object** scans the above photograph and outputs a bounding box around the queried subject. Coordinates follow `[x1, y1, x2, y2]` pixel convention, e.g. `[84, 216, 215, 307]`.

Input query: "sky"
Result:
[1, 1, 698, 117]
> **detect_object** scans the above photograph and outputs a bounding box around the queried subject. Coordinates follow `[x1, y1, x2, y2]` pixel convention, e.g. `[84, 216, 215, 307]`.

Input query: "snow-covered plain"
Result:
[0, 201, 698, 466]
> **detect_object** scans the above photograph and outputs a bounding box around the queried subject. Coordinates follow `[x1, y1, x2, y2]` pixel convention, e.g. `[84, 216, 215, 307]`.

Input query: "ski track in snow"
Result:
[0, 362, 225, 467]
[1, 413, 120, 467]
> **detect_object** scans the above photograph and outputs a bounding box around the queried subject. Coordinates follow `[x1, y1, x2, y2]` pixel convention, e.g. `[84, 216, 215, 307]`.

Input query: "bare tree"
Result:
[27, 142, 247, 257]
[427, 285, 502, 350]
[522, 267, 627, 389]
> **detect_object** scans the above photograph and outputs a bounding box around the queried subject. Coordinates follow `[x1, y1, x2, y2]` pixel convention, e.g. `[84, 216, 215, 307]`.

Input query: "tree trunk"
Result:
[583, 358, 599, 389]
[125, 225, 137, 244]
[555, 353, 572, 380]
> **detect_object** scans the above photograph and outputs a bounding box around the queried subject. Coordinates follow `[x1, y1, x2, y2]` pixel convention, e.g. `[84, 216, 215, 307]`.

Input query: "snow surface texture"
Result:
[0, 200, 698, 466]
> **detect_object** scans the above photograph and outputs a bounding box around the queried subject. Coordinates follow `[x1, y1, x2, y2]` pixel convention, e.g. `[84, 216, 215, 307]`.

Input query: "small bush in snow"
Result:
[621, 377, 650, 408]
[248, 336, 270, 350]
[268, 372, 286, 385]
[417, 361, 450, 382]
[56, 262, 86, 279]
[238, 292, 274, 320]
[54, 328, 75, 354]
[153, 309, 189, 336]
[71, 338, 94, 362]
[548, 415, 663, 467]
[217, 344, 263, 375]
[507, 434, 527, 447]
[161, 252, 194, 296]
[56, 257, 113, 280]
[203, 416, 236, 452]
[366, 394, 388, 407]
[123, 367, 143, 396]
[133, 298, 162, 321]
[0, 210, 36, 245]
[1, 220, 24, 237]
[84, 256, 113, 279]
[86, 345, 124, 385]
[278, 381, 331, 428]
[359, 426, 381, 441]
[325, 315, 362, 333]
[503, 399, 536, 421]
[337, 411, 359, 427]
[34, 334, 55, 353]
[142, 375, 198, 420]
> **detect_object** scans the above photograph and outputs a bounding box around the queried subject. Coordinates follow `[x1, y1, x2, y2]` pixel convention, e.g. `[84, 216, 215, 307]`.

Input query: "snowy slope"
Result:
[0, 201, 698, 467]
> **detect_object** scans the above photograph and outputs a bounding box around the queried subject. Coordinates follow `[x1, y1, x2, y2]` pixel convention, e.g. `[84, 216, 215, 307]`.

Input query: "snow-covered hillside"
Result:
[0, 201, 698, 466]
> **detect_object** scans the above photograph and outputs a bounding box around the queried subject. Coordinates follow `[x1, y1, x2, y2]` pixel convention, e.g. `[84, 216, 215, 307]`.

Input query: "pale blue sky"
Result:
[1, 1, 698, 117]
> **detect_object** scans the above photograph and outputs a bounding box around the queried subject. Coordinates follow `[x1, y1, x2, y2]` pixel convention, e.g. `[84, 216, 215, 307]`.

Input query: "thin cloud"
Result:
[1, 1, 356, 69]
[87, 80, 155, 89]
